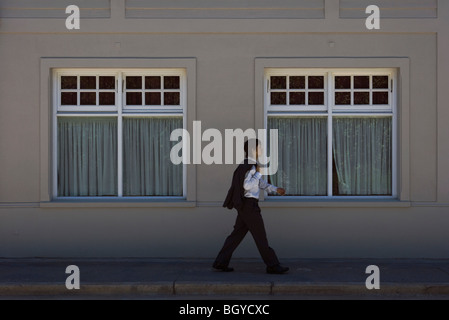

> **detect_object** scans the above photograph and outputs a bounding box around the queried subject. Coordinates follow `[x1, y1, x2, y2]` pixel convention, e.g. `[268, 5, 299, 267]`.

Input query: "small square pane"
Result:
[145, 92, 161, 105]
[308, 92, 324, 105]
[335, 92, 351, 105]
[270, 76, 286, 89]
[335, 76, 351, 89]
[145, 76, 161, 89]
[164, 92, 180, 105]
[164, 76, 180, 89]
[61, 76, 77, 89]
[271, 92, 286, 105]
[308, 76, 324, 89]
[290, 92, 305, 105]
[373, 76, 389, 89]
[373, 92, 389, 105]
[80, 76, 96, 89]
[61, 92, 77, 105]
[99, 76, 115, 90]
[354, 92, 370, 105]
[80, 92, 96, 105]
[126, 92, 142, 105]
[354, 76, 369, 89]
[99, 92, 115, 105]
[126, 76, 142, 90]
[289, 76, 305, 89]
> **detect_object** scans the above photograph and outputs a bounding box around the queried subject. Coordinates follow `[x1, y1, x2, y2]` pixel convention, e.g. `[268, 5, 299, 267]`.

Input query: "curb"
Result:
[2, 282, 449, 296]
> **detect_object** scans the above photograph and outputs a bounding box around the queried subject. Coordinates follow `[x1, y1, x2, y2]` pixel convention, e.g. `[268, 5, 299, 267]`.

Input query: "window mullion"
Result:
[117, 72, 124, 197]
[327, 72, 333, 197]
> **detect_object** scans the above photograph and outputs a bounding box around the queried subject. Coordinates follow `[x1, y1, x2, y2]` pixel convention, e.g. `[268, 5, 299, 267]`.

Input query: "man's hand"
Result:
[276, 188, 286, 196]
[256, 164, 261, 173]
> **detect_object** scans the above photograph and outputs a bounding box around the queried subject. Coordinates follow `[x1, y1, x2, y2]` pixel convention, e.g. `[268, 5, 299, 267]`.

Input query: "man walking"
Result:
[213, 139, 289, 274]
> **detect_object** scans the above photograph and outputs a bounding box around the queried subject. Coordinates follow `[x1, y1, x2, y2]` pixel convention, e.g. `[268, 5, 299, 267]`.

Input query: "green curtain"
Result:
[268, 117, 328, 196]
[332, 117, 392, 195]
[123, 117, 183, 196]
[58, 117, 117, 196]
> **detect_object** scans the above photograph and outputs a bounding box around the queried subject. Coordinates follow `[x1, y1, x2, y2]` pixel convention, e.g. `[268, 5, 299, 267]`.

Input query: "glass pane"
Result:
[145, 92, 161, 105]
[164, 76, 180, 89]
[164, 92, 180, 105]
[145, 76, 161, 89]
[290, 92, 305, 105]
[270, 76, 286, 89]
[126, 76, 142, 90]
[58, 117, 118, 196]
[61, 76, 77, 89]
[373, 76, 389, 89]
[61, 92, 77, 105]
[290, 76, 305, 89]
[308, 76, 324, 89]
[267, 117, 327, 196]
[308, 92, 324, 105]
[80, 76, 96, 89]
[99, 92, 115, 105]
[271, 92, 286, 105]
[373, 92, 389, 105]
[335, 76, 351, 89]
[335, 92, 351, 105]
[354, 92, 370, 105]
[80, 92, 96, 105]
[354, 76, 369, 89]
[123, 117, 183, 196]
[332, 117, 392, 195]
[99, 76, 115, 90]
[126, 92, 142, 105]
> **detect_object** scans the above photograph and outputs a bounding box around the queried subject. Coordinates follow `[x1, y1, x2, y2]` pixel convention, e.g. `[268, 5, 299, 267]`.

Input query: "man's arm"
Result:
[256, 165, 286, 195]
[243, 166, 261, 191]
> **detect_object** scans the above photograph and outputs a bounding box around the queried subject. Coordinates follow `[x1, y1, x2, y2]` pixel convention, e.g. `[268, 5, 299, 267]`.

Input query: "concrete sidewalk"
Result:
[1, 258, 449, 298]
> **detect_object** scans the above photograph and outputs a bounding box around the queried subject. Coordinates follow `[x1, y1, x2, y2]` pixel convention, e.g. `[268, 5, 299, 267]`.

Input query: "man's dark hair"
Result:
[244, 139, 261, 158]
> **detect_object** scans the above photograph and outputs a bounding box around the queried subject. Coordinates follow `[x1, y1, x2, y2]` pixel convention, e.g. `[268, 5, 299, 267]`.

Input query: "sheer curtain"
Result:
[123, 117, 183, 196]
[332, 117, 392, 195]
[268, 117, 327, 196]
[58, 117, 117, 196]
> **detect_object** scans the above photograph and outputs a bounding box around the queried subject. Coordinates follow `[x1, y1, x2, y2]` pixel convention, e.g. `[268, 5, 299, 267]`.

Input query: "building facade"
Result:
[0, 0, 448, 258]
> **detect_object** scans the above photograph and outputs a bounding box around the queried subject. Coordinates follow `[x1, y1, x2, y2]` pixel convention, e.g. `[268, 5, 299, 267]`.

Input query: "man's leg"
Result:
[213, 214, 249, 268]
[240, 202, 280, 268]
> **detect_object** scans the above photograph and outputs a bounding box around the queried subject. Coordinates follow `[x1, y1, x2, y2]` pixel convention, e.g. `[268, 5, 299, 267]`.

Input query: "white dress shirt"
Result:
[243, 158, 278, 199]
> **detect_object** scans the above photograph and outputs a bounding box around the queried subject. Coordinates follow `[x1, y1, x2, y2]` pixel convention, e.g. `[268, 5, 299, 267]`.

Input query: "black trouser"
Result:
[214, 197, 280, 268]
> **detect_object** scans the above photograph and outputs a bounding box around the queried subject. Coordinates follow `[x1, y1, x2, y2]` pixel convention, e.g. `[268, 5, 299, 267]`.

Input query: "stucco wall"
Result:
[0, 0, 448, 258]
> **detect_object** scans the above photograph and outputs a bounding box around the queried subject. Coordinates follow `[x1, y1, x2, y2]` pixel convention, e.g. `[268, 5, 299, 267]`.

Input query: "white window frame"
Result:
[265, 68, 397, 199]
[122, 69, 184, 113]
[53, 68, 187, 199]
[267, 69, 328, 112]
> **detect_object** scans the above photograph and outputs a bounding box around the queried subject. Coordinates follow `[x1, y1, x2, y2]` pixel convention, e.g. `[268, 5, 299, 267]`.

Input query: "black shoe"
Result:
[212, 263, 234, 272]
[266, 264, 289, 274]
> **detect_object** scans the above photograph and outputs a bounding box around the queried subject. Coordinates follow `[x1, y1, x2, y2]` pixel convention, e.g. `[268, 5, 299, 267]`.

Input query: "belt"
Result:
[244, 197, 259, 202]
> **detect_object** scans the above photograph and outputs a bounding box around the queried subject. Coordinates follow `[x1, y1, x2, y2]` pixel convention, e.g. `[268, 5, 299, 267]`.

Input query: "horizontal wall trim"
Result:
[125, 0, 324, 19]
[340, 0, 437, 19]
[0, 0, 111, 18]
[2, 201, 449, 209]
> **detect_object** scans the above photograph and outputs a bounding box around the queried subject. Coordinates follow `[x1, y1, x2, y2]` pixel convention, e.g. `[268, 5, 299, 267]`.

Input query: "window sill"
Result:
[261, 198, 411, 208]
[40, 198, 196, 208]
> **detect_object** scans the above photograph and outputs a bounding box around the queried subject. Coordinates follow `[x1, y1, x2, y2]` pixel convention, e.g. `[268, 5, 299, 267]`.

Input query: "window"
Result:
[266, 69, 396, 197]
[54, 69, 185, 198]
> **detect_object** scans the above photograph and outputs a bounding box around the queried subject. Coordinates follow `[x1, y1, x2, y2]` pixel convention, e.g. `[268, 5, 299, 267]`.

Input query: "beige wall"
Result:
[0, 0, 448, 258]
